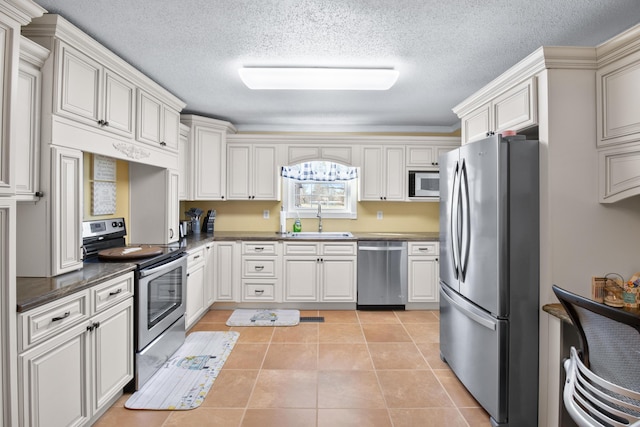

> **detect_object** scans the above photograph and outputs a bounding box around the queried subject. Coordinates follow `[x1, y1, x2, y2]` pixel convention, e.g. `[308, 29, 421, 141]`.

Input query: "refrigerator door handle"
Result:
[450, 161, 461, 279]
[459, 159, 471, 282]
[440, 284, 497, 331]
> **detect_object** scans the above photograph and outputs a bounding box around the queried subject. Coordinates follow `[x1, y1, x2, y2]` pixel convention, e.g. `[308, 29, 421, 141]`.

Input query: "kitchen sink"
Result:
[286, 231, 354, 239]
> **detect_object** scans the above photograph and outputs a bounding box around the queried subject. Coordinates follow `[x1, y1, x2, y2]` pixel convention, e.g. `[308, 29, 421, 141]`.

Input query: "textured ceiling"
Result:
[31, 0, 640, 132]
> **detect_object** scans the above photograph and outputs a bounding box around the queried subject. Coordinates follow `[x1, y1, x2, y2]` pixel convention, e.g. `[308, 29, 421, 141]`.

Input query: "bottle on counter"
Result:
[293, 218, 301, 232]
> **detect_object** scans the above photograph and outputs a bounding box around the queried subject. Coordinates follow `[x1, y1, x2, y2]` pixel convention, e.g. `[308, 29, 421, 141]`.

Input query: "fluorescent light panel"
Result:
[239, 67, 399, 90]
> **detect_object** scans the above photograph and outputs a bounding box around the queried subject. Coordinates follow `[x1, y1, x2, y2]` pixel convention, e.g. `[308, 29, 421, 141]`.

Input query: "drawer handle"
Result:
[108, 288, 123, 296]
[193, 255, 201, 260]
[254, 265, 265, 271]
[255, 289, 264, 294]
[52, 311, 70, 322]
[418, 247, 431, 251]
[255, 247, 264, 252]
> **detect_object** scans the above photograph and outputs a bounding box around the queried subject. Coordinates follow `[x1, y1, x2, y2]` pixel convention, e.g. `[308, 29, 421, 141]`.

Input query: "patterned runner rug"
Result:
[225, 308, 300, 326]
[125, 331, 238, 410]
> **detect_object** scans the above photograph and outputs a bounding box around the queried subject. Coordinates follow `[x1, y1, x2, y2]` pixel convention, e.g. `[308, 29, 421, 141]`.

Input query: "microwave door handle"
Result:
[459, 159, 470, 282]
[450, 161, 461, 279]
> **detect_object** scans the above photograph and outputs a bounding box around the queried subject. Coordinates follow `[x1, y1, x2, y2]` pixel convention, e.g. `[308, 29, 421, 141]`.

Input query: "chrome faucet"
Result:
[317, 203, 322, 232]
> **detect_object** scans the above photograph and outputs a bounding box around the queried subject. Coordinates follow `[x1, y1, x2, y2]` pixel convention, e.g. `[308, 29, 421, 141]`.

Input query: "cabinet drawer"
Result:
[242, 258, 277, 277]
[19, 290, 90, 351]
[242, 242, 278, 255]
[408, 242, 438, 256]
[92, 272, 134, 313]
[242, 282, 276, 301]
[284, 242, 319, 255]
[321, 243, 356, 255]
[187, 247, 206, 265]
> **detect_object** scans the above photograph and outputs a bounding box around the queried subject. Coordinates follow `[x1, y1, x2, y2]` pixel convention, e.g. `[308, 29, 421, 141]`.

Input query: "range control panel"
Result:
[82, 217, 126, 240]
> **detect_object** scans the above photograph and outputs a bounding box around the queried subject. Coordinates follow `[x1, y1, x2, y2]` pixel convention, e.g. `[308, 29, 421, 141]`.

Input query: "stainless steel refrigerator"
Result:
[439, 134, 539, 427]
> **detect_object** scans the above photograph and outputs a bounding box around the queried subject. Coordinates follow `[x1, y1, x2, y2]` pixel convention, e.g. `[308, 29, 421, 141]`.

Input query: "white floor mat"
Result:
[225, 308, 300, 326]
[125, 331, 239, 410]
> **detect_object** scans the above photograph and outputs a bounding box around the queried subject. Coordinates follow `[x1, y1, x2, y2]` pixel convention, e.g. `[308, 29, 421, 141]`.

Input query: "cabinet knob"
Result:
[169, 228, 174, 238]
[160, 141, 167, 147]
[103, 121, 109, 127]
[97, 119, 104, 126]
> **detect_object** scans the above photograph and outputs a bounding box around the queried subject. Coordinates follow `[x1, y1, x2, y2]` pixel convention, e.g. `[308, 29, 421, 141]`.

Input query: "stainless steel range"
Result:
[82, 218, 187, 389]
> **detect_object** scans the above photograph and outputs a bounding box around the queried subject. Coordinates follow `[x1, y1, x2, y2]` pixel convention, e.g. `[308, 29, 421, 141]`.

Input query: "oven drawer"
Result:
[92, 272, 134, 313]
[242, 281, 276, 301]
[242, 242, 278, 255]
[408, 242, 438, 256]
[18, 290, 90, 352]
[242, 258, 277, 277]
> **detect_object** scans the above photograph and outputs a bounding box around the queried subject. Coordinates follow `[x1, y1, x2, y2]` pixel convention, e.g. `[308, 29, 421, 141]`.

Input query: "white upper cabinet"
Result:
[57, 42, 135, 139]
[596, 50, 640, 148]
[227, 143, 280, 200]
[405, 142, 459, 168]
[136, 89, 180, 152]
[286, 145, 353, 165]
[360, 145, 405, 201]
[178, 123, 190, 200]
[180, 115, 236, 200]
[15, 36, 48, 199]
[22, 14, 185, 170]
[459, 77, 538, 144]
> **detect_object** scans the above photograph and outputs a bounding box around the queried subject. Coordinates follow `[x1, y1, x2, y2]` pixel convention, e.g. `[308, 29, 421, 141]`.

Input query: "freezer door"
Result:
[438, 148, 461, 293]
[439, 283, 508, 424]
[458, 135, 508, 316]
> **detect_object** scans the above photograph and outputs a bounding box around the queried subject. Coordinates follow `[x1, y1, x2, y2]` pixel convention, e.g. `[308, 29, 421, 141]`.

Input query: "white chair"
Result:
[553, 285, 640, 427]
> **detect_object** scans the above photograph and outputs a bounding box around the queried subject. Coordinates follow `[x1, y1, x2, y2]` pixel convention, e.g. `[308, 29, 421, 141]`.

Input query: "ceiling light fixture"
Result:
[238, 67, 399, 90]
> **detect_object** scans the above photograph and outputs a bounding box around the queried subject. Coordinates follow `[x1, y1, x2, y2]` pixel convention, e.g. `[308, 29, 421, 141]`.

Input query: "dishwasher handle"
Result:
[358, 246, 405, 251]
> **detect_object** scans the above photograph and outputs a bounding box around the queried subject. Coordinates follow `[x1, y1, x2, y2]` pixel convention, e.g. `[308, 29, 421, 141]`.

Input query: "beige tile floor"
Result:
[94, 310, 491, 427]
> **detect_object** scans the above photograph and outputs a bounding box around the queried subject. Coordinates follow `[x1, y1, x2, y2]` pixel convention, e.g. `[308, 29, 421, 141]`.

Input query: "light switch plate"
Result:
[263, 210, 269, 219]
[377, 211, 383, 220]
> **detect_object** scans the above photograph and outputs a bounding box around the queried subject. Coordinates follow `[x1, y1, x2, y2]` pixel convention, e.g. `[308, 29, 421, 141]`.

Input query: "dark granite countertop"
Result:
[17, 262, 137, 313]
[17, 231, 439, 313]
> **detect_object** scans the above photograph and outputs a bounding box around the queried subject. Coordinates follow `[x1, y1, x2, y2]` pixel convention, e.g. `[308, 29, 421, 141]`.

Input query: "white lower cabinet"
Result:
[185, 247, 207, 329]
[241, 242, 281, 302]
[283, 242, 356, 302]
[213, 241, 241, 302]
[18, 272, 134, 427]
[407, 242, 439, 302]
[204, 243, 215, 307]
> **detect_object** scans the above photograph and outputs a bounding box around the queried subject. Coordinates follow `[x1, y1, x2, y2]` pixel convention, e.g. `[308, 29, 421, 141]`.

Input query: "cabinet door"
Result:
[166, 169, 179, 243]
[0, 25, 9, 195]
[492, 77, 537, 134]
[283, 258, 319, 301]
[406, 146, 436, 167]
[597, 51, 640, 147]
[253, 145, 279, 200]
[408, 257, 439, 302]
[16, 56, 41, 197]
[0, 199, 15, 425]
[384, 146, 405, 201]
[57, 43, 101, 126]
[186, 260, 206, 329]
[227, 144, 251, 199]
[19, 323, 90, 427]
[136, 90, 162, 146]
[178, 124, 190, 200]
[214, 242, 239, 301]
[321, 257, 356, 301]
[103, 69, 134, 138]
[91, 299, 133, 413]
[462, 104, 491, 144]
[360, 146, 384, 200]
[162, 106, 180, 151]
[51, 146, 83, 275]
[193, 126, 226, 200]
[598, 142, 640, 203]
[204, 244, 215, 307]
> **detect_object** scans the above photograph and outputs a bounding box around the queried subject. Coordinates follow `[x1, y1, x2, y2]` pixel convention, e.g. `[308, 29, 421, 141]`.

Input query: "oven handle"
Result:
[138, 253, 186, 278]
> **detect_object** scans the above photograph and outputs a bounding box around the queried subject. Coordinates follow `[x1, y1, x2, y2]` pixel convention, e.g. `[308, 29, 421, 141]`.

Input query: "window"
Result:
[282, 161, 358, 219]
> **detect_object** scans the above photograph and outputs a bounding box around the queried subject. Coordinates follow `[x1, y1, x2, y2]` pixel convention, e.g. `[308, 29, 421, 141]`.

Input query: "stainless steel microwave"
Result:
[409, 171, 439, 197]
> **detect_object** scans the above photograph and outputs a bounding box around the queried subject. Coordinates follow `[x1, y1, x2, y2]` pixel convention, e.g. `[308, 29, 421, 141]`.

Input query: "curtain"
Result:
[281, 161, 358, 181]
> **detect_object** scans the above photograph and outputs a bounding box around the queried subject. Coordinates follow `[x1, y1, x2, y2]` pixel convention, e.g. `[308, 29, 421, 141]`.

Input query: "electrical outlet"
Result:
[377, 211, 383, 220]
[263, 210, 270, 219]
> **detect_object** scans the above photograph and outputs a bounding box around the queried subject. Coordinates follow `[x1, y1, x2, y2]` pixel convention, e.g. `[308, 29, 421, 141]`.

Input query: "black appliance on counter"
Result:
[82, 218, 187, 390]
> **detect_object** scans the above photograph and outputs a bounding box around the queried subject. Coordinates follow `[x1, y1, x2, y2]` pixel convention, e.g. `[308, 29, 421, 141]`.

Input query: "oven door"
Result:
[136, 253, 187, 351]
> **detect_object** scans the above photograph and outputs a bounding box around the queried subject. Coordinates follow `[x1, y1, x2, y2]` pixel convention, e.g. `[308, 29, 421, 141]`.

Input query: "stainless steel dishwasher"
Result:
[357, 241, 408, 309]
